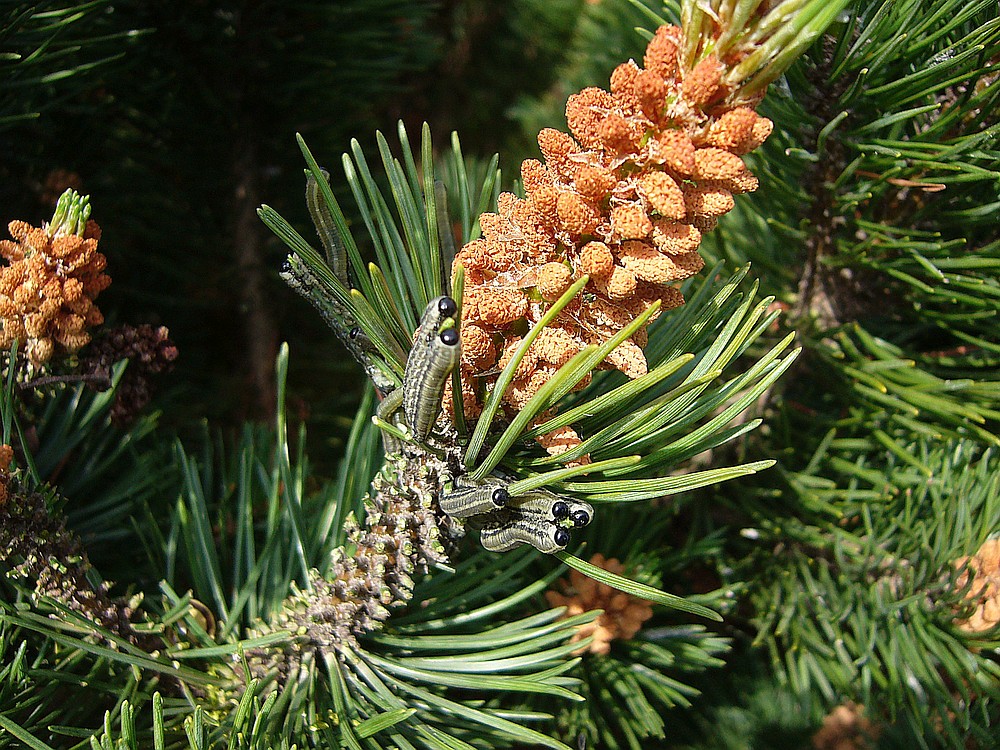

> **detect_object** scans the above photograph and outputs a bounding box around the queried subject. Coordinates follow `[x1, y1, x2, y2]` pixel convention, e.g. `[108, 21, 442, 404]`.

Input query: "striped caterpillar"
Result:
[463, 487, 594, 554]
[375, 296, 459, 450]
[403, 297, 460, 442]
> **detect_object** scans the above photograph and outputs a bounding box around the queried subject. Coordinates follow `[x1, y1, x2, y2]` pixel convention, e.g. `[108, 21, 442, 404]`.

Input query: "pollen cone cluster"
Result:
[544, 553, 654, 656]
[812, 702, 881, 750]
[954, 537, 1000, 633]
[450, 25, 772, 456]
[0, 217, 110, 367]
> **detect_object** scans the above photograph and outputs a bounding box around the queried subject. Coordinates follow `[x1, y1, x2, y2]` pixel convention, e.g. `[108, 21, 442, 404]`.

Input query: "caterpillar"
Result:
[402, 297, 460, 441]
[304, 169, 348, 284]
[412, 296, 458, 350]
[440, 477, 510, 518]
[479, 511, 572, 554]
[508, 490, 593, 529]
[470, 491, 593, 554]
[280, 256, 396, 394]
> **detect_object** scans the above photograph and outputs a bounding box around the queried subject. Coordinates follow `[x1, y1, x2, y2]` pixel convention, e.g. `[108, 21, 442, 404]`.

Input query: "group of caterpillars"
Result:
[378, 296, 594, 553]
[281, 170, 593, 554]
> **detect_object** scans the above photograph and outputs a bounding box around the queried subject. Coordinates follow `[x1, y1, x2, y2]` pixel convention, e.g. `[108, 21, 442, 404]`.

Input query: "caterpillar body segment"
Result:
[507, 490, 594, 529]
[404, 327, 460, 441]
[280, 257, 396, 394]
[440, 477, 510, 518]
[465, 488, 592, 554]
[375, 388, 406, 455]
[280, 257, 350, 326]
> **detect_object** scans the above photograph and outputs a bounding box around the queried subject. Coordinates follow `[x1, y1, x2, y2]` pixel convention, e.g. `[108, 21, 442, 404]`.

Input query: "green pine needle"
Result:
[555, 551, 722, 622]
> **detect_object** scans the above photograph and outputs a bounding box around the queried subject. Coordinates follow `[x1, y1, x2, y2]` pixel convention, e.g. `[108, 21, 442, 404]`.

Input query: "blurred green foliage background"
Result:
[2, 0, 634, 438]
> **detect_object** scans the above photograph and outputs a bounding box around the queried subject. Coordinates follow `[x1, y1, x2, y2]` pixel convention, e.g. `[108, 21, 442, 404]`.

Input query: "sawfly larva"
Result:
[440, 478, 510, 518]
[402, 297, 460, 441]
[305, 170, 348, 284]
[479, 512, 572, 554]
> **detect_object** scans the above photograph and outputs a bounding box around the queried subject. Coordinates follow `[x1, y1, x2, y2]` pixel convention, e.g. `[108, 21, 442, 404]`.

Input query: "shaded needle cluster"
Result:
[0, 445, 145, 645]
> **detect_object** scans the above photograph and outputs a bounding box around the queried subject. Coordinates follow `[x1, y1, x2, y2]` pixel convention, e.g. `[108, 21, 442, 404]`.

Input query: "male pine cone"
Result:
[450, 24, 772, 454]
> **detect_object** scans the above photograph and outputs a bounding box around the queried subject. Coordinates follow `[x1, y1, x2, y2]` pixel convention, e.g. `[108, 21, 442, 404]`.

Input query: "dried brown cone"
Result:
[954, 538, 1000, 633]
[452, 23, 773, 453]
[812, 702, 881, 750]
[0, 464, 151, 648]
[79, 324, 179, 426]
[544, 553, 654, 656]
[0, 216, 110, 368]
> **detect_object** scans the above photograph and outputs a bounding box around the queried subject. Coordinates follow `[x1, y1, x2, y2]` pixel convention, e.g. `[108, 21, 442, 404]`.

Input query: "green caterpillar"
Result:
[402, 297, 460, 441]
[304, 169, 348, 284]
[280, 256, 396, 394]
[440, 477, 510, 518]
[382, 296, 596, 555]
[478, 512, 572, 554]
[465, 487, 593, 554]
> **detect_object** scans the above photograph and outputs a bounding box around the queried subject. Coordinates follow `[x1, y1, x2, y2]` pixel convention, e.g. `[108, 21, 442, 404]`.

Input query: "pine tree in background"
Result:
[1, 1, 1000, 749]
[735, 2, 1000, 743]
[509, 0, 1000, 743]
[511, 0, 1000, 745]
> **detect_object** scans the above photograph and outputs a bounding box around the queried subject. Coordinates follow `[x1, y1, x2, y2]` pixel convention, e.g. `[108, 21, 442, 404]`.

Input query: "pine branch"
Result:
[2, 3, 907, 749]
[747, 439, 1000, 740]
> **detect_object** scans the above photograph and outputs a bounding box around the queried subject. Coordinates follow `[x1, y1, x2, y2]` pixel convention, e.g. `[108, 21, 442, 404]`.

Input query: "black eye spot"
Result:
[492, 487, 509, 507]
[280, 258, 292, 273]
[440, 328, 459, 346]
[554, 528, 571, 547]
[349, 327, 361, 339]
[438, 297, 457, 317]
[570, 509, 590, 528]
[552, 501, 569, 519]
